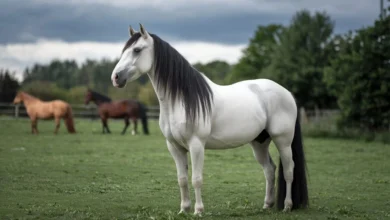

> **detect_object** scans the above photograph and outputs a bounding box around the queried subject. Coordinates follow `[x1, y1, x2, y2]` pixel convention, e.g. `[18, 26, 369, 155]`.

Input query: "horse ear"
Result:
[139, 23, 149, 39]
[129, 25, 136, 37]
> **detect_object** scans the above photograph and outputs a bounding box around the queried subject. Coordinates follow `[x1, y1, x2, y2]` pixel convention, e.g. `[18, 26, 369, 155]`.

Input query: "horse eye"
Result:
[133, 48, 142, 53]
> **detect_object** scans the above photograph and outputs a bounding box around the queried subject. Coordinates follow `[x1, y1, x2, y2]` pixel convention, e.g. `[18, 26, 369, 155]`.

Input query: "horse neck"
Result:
[147, 69, 216, 109]
[21, 93, 40, 106]
[92, 99, 106, 106]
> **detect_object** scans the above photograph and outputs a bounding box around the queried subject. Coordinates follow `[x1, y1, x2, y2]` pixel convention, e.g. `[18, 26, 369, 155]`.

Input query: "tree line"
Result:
[1, 6, 389, 131]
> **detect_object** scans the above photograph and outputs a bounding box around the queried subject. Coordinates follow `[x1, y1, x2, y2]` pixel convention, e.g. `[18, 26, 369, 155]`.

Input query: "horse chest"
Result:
[159, 110, 188, 146]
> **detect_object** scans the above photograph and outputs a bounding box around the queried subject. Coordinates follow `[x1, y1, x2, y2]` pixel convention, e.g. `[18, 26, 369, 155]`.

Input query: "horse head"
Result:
[112, 24, 154, 88]
[13, 91, 24, 104]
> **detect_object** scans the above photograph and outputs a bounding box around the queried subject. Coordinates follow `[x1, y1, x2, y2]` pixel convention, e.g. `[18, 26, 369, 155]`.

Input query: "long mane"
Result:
[123, 33, 214, 124]
[89, 90, 112, 102]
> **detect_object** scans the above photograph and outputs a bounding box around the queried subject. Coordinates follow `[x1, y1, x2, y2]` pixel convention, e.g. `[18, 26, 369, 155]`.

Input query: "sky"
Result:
[0, 0, 383, 80]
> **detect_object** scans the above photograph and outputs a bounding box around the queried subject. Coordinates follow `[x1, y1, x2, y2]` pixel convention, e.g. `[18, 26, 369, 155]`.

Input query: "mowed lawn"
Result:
[0, 117, 389, 220]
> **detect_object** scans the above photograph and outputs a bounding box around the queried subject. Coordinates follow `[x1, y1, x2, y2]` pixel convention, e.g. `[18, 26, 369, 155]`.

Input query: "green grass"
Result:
[0, 117, 389, 220]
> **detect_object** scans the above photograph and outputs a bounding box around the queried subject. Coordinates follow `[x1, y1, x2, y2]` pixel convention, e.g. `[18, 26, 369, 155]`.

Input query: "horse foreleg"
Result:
[250, 138, 276, 209]
[121, 118, 130, 135]
[189, 137, 205, 216]
[30, 118, 39, 134]
[101, 117, 111, 134]
[54, 117, 60, 134]
[166, 140, 191, 214]
[131, 117, 138, 135]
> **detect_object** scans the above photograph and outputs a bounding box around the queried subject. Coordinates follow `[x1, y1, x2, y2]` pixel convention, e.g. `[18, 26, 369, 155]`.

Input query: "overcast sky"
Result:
[0, 0, 383, 80]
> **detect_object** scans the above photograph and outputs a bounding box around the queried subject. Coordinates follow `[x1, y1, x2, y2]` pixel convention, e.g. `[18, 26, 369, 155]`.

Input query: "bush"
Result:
[137, 81, 158, 106]
[68, 86, 89, 103]
[21, 81, 68, 101]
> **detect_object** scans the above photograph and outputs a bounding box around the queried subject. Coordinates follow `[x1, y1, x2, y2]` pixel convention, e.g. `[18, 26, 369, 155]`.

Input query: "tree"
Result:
[0, 69, 20, 103]
[21, 81, 68, 101]
[324, 6, 390, 131]
[193, 60, 231, 84]
[265, 10, 337, 109]
[137, 81, 158, 106]
[225, 24, 284, 84]
[23, 60, 79, 89]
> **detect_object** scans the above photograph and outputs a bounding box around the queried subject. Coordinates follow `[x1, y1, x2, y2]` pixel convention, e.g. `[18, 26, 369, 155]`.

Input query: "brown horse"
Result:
[84, 89, 149, 135]
[13, 91, 76, 134]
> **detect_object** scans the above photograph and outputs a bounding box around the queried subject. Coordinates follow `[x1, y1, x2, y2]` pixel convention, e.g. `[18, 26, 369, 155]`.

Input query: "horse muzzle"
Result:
[111, 70, 127, 88]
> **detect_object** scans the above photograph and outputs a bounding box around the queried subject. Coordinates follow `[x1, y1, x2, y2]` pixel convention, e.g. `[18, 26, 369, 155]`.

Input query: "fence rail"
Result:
[0, 102, 340, 124]
[0, 103, 160, 120]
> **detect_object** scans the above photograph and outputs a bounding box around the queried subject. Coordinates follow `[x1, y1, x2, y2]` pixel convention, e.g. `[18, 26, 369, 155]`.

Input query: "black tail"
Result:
[277, 114, 308, 210]
[138, 101, 149, 135]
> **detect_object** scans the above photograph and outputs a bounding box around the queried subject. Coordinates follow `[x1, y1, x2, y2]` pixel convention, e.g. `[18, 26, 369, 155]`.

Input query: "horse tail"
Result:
[64, 104, 76, 133]
[277, 110, 308, 210]
[138, 101, 149, 135]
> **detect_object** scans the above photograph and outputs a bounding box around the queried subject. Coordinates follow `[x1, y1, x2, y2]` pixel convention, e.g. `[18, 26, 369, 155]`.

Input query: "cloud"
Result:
[0, 0, 380, 44]
[32, 0, 379, 17]
[0, 0, 382, 82]
[0, 39, 246, 81]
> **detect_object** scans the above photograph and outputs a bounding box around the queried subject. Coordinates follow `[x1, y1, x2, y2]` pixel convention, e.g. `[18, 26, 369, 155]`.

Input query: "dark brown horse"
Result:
[84, 89, 149, 135]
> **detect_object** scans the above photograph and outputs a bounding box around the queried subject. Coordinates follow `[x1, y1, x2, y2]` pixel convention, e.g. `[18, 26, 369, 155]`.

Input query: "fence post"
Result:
[15, 104, 19, 118]
[314, 105, 320, 122]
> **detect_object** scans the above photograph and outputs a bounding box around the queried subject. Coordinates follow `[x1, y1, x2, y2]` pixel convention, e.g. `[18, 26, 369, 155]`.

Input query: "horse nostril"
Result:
[115, 74, 119, 80]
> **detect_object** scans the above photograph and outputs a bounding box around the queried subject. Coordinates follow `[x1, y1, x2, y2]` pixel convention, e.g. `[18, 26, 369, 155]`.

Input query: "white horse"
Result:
[111, 24, 309, 216]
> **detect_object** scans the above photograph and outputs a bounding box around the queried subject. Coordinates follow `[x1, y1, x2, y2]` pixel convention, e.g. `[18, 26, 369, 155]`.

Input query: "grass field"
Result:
[0, 117, 389, 220]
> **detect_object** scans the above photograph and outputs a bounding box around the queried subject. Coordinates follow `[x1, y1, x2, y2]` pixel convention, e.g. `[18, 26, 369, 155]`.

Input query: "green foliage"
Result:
[264, 10, 337, 108]
[137, 81, 158, 106]
[23, 60, 79, 89]
[21, 81, 68, 101]
[67, 86, 89, 103]
[0, 69, 20, 103]
[193, 60, 232, 84]
[107, 81, 142, 101]
[324, 9, 390, 131]
[225, 24, 284, 84]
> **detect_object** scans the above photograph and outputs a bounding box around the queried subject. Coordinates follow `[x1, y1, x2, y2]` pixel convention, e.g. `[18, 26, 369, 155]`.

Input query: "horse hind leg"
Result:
[271, 118, 308, 212]
[121, 118, 130, 135]
[131, 117, 138, 135]
[273, 134, 294, 212]
[250, 134, 276, 209]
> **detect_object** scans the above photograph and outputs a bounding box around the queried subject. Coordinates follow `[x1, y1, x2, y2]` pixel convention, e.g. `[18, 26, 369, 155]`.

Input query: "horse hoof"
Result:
[263, 203, 274, 210]
[193, 211, 202, 217]
[178, 210, 188, 215]
[283, 206, 292, 212]
[194, 205, 203, 216]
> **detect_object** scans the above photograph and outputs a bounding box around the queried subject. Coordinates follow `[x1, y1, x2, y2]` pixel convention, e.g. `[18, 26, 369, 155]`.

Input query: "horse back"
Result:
[47, 100, 70, 117]
[98, 100, 139, 118]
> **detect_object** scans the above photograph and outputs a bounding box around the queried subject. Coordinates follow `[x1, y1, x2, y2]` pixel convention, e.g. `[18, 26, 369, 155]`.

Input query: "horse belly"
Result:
[30, 104, 53, 119]
[205, 119, 264, 149]
[205, 93, 267, 149]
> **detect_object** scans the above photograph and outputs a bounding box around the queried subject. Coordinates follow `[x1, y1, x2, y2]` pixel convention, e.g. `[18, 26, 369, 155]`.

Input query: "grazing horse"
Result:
[84, 89, 149, 135]
[13, 91, 76, 134]
[111, 24, 308, 216]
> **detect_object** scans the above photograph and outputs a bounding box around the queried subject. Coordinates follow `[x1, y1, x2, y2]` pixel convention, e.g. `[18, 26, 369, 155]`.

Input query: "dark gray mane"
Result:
[89, 89, 112, 102]
[123, 33, 214, 124]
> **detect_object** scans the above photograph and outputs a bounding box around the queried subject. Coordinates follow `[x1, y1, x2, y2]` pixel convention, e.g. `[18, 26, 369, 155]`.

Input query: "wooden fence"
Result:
[0, 102, 339, 123]
[0, 103, 160, 120]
